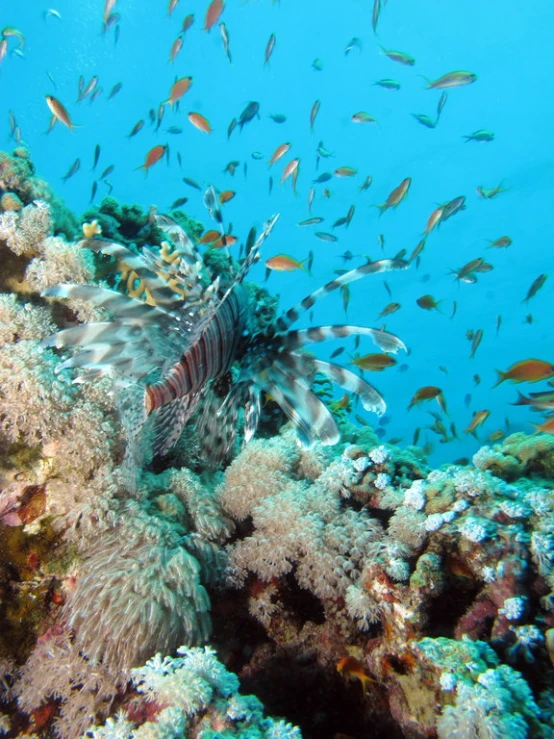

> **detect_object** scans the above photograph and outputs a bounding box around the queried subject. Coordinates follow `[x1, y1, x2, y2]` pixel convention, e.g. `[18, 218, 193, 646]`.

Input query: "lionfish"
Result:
[42, 187, 408, 469]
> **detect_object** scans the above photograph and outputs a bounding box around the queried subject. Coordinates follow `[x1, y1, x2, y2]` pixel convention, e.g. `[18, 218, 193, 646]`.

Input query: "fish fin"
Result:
[152, 394, 199, 457]
[276, 258, 409, 333]
[492, 370, 506, 388]
[263, 363, 340, 446]
[283, 324, 407, 354]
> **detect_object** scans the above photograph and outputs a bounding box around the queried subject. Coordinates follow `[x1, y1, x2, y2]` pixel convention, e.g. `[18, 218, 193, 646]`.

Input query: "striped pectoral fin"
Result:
[152, 394, 198, 457]
[243, 386, 261, 443]
[83, 239, 184, 308]
[276, 258, 410, 332]
[265, 363, 340, 446]
[283, 324, 407, 354]
[42, 284, 172, 323]
[41, 320, 144, 350]
[311, 357, 386, 416]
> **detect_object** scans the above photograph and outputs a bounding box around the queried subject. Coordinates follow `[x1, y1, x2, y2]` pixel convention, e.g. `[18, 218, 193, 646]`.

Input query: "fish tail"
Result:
[511, 391, 531, 406]
[372, 203, 387, 216]
[492, 370, 507, 388]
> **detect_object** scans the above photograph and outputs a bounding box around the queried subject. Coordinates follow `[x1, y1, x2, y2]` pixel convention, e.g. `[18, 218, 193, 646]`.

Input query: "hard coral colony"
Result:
[0, 1, 552, 739]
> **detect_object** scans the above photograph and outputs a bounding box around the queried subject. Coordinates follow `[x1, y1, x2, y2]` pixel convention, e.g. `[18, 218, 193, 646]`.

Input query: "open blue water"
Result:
[2, 0, 552, 465]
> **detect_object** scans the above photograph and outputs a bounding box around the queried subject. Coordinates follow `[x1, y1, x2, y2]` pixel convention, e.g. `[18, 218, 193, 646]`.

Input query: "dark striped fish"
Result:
[42, 194, 408, 471]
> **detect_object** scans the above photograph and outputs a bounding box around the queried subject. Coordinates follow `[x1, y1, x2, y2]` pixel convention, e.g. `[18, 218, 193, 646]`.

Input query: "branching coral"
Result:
[83, 646, 302, 739]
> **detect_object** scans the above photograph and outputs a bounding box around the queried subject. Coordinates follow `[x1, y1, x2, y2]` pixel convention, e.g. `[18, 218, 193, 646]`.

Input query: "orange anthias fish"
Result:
[197, 229, 221, 244]
[169, 36, 184, 63]
[265, 254, 307, 272]
[164, 76, 193, 106]
[218, 190, 235, 204]
[281, 158, 300, 183]
[378, 302, 401, 318]
[416, 294, 442, 311]
[188, 112, 212, 133]
[45, 95, 76, 130]
[136, 145, 167, 173]
[204, 0, 224, 31]
[493, 359, 554, 387]
[535, 418, 554, 435]
[336, 656, 374, 695]
[350, 353, 396, 371]
[423, 206, 443, 236]
[269, 142, 291, 166]
[210, 234, 238, 249]
[408, 386, 447, 413]
[464, 410, 491, 436]
[375, 177, 411, 215]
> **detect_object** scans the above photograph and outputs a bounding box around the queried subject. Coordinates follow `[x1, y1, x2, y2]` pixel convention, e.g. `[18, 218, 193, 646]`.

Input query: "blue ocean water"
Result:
[2, 0, 552, 465]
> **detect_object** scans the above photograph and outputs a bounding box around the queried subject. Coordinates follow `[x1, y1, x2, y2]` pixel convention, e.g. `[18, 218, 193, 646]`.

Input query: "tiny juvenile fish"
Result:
[62, 157, 80, 182]
[379, 302, 401, 318]
[380, 47, 415, 65]
[522, 274, 547, 303]
[487, 235, 512, 249]
[425, 71, 477, 89]
[108, 82, 122, 100]
[298, 217, 324, 226]
[477, 182, 507, 199]
[334, 166, 357, 177]
[310, 99, 321, 132]
[374, 78, 401, 91]
[183, 176, 202, 190]
[269, 113, 287, 123]
[91, 143, 100, 170]
[128, 119, 144, 138]
[239, 101, 260, 130]
[374, 177, 411, 215]
[412, 113, 436, 129]
[265, 32, 276, 65]
[170, 197, 188, 209]
[464, 129, 494, 143]
[469, 328, 483, 359]
[219, 22, 232, 63]
[314, 231, 337, 242]
[100, 164, 114, 179]
[352, 111, 377, 124]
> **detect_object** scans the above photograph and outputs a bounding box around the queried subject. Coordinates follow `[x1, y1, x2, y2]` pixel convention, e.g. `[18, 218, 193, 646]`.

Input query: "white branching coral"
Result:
[221, 434, 384, 601]
[0, 200, 52, 256]
[84, 647, 302, 739]
[25, 235, 95, 293]
[0, 340, 75, 444]
[14, 626, 126, 739]
[0, 293, 55, 347]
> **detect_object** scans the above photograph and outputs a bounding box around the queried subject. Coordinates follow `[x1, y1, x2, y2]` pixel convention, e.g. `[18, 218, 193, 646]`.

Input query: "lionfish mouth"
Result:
[42, 186, 409, 470]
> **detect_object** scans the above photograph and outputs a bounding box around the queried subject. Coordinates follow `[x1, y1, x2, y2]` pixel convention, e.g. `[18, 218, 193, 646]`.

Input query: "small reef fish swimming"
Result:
[374, 177, 411, 215]
[336, 656, 374, 694]
[45, 95, 76, 130]
[424, 70, 477, 89]
[43, 192, 409, 473]
[493, 359, 554, 387]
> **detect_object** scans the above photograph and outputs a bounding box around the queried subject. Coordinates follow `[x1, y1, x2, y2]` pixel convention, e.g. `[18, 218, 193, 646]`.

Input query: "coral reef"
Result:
[0, 149, 79, 239]
[81, 196, 203, 249]
[3, 152, 554, 739]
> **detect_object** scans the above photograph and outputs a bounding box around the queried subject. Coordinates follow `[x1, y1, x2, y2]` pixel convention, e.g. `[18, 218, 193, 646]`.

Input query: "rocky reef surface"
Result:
[1, 149, 554, 739]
